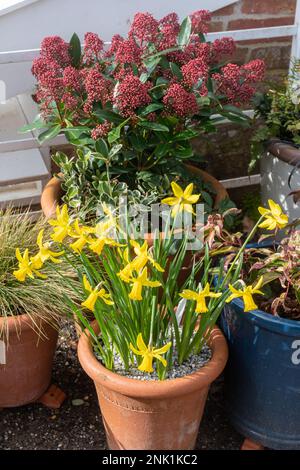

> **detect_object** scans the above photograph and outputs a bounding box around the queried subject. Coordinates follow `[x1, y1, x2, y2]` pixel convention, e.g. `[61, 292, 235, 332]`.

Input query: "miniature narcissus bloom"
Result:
[13, 248, 46, 282]
[89, 219, 124, 256]
[130, 240, 165, 272]
[49, 204, 72, 243]
[119, 240, 164, 279]
[226, 277, 264, 312]
[258, 199, 288, 230]
[119, 267, 161, 301]
[161, 182, 200, 217]
[32, 229, 64, 266]
[180, 283, 222, 313]
[81, 275, 113, 312]
[130, 333, 171, 373]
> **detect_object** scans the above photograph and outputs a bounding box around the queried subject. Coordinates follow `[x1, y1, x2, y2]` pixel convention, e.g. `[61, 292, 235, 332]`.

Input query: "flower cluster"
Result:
[163, 83, 198, 117]
[114, 74, 151, 117]
[32, 9, 264, 125]
[213, 59, 265, 105]
[83, 32, 104, 64]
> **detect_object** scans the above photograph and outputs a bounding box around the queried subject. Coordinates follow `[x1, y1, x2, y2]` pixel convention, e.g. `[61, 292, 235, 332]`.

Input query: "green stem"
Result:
[220, 214, 264, 290]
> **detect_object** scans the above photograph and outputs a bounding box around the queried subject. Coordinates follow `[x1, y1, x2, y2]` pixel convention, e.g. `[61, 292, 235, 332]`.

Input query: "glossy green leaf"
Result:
[138, 121, 169, 132]
[38, 125, 62, 144]
[177, 16, 192, 46]
[170, 62, 183, 80]
[69, 33, 81, 68]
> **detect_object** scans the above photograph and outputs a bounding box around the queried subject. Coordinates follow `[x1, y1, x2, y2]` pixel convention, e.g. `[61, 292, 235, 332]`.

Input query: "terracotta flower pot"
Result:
[41, 165, 228, 218]
[78, 322, 228, 450]
[0, 314, 58, 408]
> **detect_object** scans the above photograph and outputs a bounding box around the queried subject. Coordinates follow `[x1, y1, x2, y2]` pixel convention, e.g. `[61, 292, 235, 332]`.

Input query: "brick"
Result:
[250, 44, 292, 69]
[228, 16, 295, 30]
[242, 0, 296, 15]
[213, 4, 235, 16]
[237, 37, 292, 45]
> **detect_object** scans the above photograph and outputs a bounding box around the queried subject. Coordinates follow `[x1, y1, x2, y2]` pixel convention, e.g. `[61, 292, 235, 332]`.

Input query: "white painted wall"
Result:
[0, 0, 237, 98]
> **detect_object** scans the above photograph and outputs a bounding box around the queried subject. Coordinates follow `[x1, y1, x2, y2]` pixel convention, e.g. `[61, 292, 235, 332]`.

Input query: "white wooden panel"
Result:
[0, 148, 49, 185]
[0, 180, 42, 207]
[207, 25, 297, 42]
[0, 96, 30, 141]
[220, 174, 261, 189]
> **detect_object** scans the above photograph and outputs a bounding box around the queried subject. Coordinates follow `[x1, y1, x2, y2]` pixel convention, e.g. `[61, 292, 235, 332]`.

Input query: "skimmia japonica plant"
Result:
[25, 10, 264, 214]
[13, 190, 287, 379]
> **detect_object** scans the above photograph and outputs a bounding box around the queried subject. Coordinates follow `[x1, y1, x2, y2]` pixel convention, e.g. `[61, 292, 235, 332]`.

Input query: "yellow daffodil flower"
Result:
[226, 277, 264, 312]
[161, 182, 200, 217]
[33, 229, 64, 265]
[130, 240, 164, 272]
[258, 199, 288, 230]
[118, 241, 164, 279]
[129, 333, 171, 373]
[49, 204, 72, 243]
[81, 275, 113, 312]
[119, 267, 161, 301]
[13, 248, 46, 282]
[180, 283, 222, 314]
[101, 203, 123, 234]
[69, 219, 95, 253]
[89, 219, 124, 256]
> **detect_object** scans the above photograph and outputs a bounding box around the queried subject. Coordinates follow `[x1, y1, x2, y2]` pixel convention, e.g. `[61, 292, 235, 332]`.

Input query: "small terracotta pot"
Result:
[0, 314, 58, 408]
[78, 322, 228, 450]
[41, 165, 228, 218]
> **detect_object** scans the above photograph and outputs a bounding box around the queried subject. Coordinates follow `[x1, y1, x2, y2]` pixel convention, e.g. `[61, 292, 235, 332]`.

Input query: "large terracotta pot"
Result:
[0, 314, 58, 407]
[41, 165, 228, 218]
[78, 322, 228, 450]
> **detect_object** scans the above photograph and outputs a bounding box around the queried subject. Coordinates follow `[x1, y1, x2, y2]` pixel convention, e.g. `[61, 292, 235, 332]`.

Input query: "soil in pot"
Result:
[0, 314, 58, 408]
[78, 322, 228, 450]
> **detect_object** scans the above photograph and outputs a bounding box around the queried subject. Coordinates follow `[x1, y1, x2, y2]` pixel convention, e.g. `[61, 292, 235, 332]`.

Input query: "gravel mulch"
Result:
[0, 322, 243, 450]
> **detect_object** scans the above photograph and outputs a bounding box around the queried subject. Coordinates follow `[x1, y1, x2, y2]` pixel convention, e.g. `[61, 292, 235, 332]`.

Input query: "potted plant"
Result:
[251, 61, 300, 223]
[0, 208, 78, 408]
[221, 201, 300, 449]
[25, 9, 264, 220]
[14, 186, 282, 450]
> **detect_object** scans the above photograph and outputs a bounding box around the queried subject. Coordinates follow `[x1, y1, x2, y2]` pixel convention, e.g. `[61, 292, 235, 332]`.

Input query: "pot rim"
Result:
[77, 322, 228, 399]
[228, 297, 300, 336]
[0, 313, 58, 341]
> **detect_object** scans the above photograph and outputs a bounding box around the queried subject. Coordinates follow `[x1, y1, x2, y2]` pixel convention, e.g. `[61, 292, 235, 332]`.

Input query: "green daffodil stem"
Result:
[149, 296, 156, 347]
[220, 214, 265, 290]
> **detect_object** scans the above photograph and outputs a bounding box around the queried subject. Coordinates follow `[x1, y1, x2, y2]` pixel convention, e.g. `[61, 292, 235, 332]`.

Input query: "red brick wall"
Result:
[211, 0, 296, 82]
[192, 0, 296, 186]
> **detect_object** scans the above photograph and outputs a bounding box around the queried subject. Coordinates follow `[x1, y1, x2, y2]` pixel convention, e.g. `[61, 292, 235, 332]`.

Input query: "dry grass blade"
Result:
[0, 207, 79, 342]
